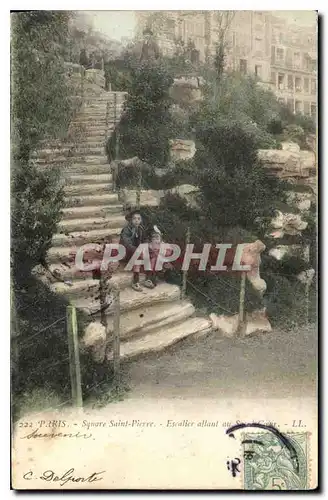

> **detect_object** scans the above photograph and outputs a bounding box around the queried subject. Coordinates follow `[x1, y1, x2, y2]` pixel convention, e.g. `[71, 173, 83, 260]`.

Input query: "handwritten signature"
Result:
[23, 468, 105, 487]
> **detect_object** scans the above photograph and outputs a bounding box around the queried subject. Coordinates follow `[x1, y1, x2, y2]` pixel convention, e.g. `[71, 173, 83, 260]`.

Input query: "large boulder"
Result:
[168, 184, 200, 208]
[169, 139, 196, 161]
[281, 141, 300, 153]
[170, 78, 203, 106]
[268, 244, 310, 261]
[258, 147, 316, 180]
[297, 268, 315, 286]
[81, 321, 107, 363]
[270, 210, 308, 237]
[210, 308, 272, 338]
[286, 191, 312, 212]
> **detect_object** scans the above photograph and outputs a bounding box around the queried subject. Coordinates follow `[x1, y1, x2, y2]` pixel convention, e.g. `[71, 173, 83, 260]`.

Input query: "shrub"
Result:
[11, 11, 73, 282]
[194, 120, 288, 234]
[11, 161, 65, 284]
[116, 61, 174, 166]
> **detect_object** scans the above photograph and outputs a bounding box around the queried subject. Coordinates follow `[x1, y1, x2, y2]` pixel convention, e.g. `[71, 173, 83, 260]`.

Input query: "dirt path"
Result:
[122, 324, 317, 400]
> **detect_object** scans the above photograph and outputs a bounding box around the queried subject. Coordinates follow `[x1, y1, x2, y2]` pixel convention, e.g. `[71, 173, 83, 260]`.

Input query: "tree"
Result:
[205, 11, 235, 79]
[194, 119, 288, 234]
[117, 61, 174, 166]
[11, 12, 73, 283]
[192, 72, 282, 149]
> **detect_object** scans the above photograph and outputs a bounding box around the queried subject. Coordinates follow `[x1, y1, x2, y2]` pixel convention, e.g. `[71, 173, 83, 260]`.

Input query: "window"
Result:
[276, 48, 284, 62]
[271, 71, 276, 85]
[278, 73, 285, 90]
[310, 103, 316, 118]
[303, 101, 310, 115]
[286, 48, 293, 67]
[271, 45, 276, 64]
[294, 51, 301, 69]
[191, 48, 200, 64]
[255, 65, 262, 78]
[311, 79, 316, 94]
[295, 77, 302, 92]
[287, 98, 294, 112]
[240, 59, 247, 74]
[166, 18, 175, 35]
[287, 75, 293, 90]
[295, 101, 302, 113]
[304, 78, 309, 93]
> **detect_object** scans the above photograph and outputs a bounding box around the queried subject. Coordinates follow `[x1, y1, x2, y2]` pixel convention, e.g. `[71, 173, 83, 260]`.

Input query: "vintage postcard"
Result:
[11, 10, 318, 490]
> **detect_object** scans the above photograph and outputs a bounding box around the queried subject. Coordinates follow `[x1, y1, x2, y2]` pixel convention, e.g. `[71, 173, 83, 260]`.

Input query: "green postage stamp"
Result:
[243, 432, 309, 490]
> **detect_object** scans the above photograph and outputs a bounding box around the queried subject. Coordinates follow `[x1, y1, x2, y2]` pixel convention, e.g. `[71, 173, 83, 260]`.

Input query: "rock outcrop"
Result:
[170, 77, 203, 106]
[169, 139, 196, 162]
[258, 146, 316, 180]
[210, 308, 272, 338]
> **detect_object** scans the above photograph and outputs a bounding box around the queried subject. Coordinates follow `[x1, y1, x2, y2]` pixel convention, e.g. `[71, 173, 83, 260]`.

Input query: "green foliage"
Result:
[116, 61, 174, 166]
[116, 159, 197, 191]
[11, 12, 74, 282]
[197, 73, 280, 129]
[104, 61, 131, 91]
[11, 11, 74, 153]
[11, 161, 64, 282]
[194, 119, 288, 233]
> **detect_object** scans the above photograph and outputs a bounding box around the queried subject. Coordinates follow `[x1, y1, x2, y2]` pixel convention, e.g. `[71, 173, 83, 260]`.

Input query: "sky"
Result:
[81, 10, 317, 41]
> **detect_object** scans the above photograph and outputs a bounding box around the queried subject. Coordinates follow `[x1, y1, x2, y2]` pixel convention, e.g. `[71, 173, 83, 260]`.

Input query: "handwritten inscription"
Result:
[23, 468, 105, 487]
[21, 428, 92, 440]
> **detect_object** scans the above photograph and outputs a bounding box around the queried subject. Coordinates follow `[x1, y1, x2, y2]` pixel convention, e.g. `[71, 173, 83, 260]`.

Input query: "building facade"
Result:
[134, 11, 317, 117]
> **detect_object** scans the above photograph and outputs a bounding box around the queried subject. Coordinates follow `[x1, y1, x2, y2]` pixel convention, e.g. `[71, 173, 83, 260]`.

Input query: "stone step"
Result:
[58, 214, 125, 232]
[65, 173, 112, 184]
[50, 272, 134, 298]
[46, 245, 81, 264]
[81, 106, 124, 112]
[68, 128, 108, 138]
[64, 182, 112, 196]
[33, 146, 105, 158]
[107, 316, 212, 361]
[52, 226, 121, 247]
[65, 192, 118, 207]
[79, 114, 123, 121]
[73, 116, 108, 123]
[73, 140, 106, 148]
[70, 120, 108, 128]
[35, 155, 108, 166]
[64, 163, 111, 175]
[73, 282, 181, 316]
[61, 204, 122, 220]
[84, 96, 127, 104]
[82, 107, 124, 113]
[38, 139, 105, 150]
[46, 261, 126, 282]
[106, 300, 195, 341]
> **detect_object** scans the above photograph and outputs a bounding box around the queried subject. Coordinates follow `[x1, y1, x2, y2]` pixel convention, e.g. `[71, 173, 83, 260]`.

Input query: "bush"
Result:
[11, 161, 64, 283]
[11, 12, 74, 282]
[194, 120, 288, 234]
[116, 61, 174, 166]
[11, 12, 85, 414]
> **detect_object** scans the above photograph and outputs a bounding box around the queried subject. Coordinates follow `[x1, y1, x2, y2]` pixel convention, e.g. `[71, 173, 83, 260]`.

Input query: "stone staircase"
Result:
[38, 83, 212, 362]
